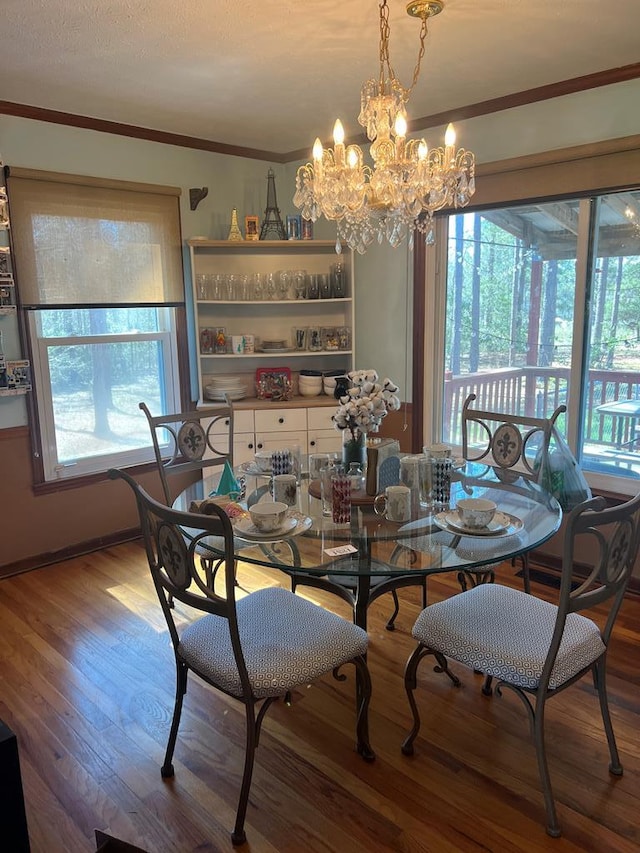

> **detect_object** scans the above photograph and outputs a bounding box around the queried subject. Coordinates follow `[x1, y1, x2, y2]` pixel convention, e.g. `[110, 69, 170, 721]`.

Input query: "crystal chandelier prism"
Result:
[293, 0, 476, 254]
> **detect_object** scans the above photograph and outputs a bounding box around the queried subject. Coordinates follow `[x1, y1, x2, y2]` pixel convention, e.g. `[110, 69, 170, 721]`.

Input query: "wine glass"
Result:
[294, 269, 307, 299]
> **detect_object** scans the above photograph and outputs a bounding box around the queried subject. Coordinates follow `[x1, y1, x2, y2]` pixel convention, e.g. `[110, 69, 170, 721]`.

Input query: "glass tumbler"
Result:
[331, 472, 351, 524]
[319, 273, 332, 298]
[320, 462, 338, 517]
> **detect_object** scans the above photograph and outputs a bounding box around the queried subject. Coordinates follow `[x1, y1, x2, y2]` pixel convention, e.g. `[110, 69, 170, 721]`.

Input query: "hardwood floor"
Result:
[0, 543, 638, 852]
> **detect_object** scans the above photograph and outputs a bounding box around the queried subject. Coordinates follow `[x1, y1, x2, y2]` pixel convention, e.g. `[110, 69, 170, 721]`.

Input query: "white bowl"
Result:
[299, 386, 321, 397]
[455, 498, 497, 529]
[249, 501, 288, 532]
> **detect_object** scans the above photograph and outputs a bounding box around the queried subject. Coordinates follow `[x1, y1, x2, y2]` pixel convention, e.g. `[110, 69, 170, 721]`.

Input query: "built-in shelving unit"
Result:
[187, 239, 355, 406]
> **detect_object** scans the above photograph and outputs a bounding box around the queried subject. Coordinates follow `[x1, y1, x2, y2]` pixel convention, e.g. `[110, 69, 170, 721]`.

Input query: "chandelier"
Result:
[293, 0, 476, 254]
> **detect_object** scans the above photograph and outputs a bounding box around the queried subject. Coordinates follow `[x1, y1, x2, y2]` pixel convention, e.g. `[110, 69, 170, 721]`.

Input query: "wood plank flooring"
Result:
[0, 543, 638, 852]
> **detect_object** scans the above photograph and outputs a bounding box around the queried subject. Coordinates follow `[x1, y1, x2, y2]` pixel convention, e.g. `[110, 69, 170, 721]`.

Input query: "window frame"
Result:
[419, 134, 640, 499]
[28, 309, 181, 481]
[7, 168, 190, 490]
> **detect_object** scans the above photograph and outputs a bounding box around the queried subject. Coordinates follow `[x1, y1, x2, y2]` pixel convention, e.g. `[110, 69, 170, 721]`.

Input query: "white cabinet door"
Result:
[255, 430, 308, 452]
[308, 429, 342, 454]
[234, 435, 256, 466]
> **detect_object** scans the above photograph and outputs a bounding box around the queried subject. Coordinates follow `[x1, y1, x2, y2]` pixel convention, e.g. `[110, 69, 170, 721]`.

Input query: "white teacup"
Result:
[374, 485, 411, 522]
[248, 501, 288, 532]
[456, 497, 497, 529]
[254, 450, 272, 472]
[426, 443, 452, 459]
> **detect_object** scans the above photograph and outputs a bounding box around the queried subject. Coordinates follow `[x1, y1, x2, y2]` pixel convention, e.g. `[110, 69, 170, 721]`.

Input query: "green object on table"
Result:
[211, 459, 242, 499]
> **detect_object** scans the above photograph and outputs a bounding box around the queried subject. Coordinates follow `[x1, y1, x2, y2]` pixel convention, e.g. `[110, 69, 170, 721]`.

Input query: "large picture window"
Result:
[8, 170, 185, 482]
[439, 189, 640, 494]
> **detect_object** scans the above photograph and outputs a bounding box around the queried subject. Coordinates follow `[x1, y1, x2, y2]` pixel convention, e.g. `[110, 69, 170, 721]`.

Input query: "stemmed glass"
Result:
[294, 269, 307, 299]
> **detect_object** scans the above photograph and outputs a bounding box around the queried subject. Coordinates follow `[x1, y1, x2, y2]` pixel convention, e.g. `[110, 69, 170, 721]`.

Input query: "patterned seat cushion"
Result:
[178, 587, 368, 698]
[412, 584, 605, 690]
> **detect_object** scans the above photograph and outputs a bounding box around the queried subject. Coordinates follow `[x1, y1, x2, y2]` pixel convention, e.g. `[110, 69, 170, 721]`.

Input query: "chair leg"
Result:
[594, 658, 623, 776]
[532, 697, 561, 837]
[385, 590, 400, 631]
[457, 567, 495, 593]
[232, 702, 259, 846]
[401, 645, 461, 757]
[481, 674, 494, 696]
[161, 661, 188, 778]
[353, 655, 375, 761]
[521, 553, 531, 594]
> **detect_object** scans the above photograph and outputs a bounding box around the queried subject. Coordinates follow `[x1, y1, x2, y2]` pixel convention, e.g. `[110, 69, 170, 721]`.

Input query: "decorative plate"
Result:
[239, 461, 272, 477]
[433, 510, 523, 538]
[234, 511, 312, 541]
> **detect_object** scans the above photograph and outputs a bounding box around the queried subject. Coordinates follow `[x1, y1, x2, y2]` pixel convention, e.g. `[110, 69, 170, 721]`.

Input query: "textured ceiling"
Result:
[1, 0, 639, 157]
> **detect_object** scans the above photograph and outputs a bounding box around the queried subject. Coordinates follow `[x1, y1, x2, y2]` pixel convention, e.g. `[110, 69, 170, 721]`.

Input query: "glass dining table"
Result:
[174, 461, 562, 631]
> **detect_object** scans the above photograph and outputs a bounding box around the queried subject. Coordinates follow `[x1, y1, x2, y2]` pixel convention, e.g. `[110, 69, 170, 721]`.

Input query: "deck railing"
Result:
[444, 367, 640, 449]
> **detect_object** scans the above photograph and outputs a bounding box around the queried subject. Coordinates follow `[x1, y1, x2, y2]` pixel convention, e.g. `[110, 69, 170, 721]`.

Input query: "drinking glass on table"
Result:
[309, 452, 331, 481]
[331, 471, 351, 524]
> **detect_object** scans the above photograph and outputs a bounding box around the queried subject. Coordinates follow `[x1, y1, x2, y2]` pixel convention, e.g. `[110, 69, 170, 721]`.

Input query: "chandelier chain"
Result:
[379, 0, 429, 101]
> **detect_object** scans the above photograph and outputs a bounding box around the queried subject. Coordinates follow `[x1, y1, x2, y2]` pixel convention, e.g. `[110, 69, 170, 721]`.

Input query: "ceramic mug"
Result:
[374, 485, 411, 522]
[271, 473, 297, 506]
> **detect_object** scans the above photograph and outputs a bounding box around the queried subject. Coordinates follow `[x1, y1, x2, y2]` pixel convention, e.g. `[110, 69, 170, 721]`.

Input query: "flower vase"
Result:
[342, 431, 367, 469]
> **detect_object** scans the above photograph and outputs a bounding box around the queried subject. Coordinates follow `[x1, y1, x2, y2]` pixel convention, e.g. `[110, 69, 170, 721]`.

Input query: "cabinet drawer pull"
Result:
[310, 440, 316, 446]
[257, 442, 263, 449]
[278, 417, 284, 424]
[248, 442, 254, 450]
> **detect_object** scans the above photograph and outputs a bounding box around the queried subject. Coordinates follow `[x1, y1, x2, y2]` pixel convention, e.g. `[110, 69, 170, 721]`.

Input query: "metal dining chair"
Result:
[139, 399, 235, 506]
[401, 490, 640, 837]
[460, 392, 567, 592]
[109, 468, 373, 847]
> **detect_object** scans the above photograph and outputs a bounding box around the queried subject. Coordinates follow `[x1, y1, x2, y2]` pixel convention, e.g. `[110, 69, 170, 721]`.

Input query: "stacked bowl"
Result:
[298, 369, 323, 397]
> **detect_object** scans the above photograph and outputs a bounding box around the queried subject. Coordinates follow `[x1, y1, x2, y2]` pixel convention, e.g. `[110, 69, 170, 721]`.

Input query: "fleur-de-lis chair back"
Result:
[109, 468, 373, 846]
[402, 490, 640, 837]
[139, 399, 234, 505]
[460, 392, 567, 592]
[461, 392, 566, 480]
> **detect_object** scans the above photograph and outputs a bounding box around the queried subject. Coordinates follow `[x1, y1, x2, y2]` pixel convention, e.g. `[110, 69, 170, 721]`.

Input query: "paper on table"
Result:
[324, 544, 358, 557]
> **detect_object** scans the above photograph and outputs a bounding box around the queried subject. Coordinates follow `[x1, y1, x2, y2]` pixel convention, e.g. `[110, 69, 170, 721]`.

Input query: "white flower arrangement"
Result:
[333, 369, 401, 441]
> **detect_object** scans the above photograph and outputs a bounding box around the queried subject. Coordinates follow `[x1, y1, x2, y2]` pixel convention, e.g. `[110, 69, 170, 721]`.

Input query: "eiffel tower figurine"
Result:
[259, 169, 287, 241]
[227, 207, 244, 242]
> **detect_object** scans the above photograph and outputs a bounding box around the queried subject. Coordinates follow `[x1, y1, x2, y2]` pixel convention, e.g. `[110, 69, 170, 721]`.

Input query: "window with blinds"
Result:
[7, 169, 186, 482]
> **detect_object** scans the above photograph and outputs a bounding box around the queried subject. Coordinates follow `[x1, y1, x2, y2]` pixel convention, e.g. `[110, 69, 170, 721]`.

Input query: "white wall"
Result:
[2, 77, 639, 427]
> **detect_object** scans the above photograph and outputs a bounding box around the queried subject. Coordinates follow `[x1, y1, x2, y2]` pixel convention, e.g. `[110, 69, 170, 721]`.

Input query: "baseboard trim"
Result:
[0, 528, 142, 579]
